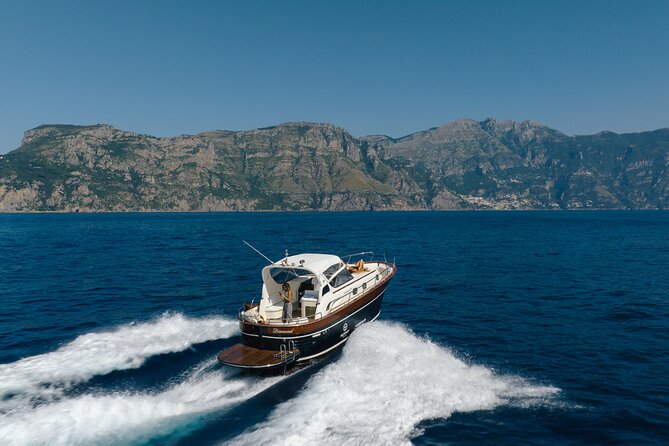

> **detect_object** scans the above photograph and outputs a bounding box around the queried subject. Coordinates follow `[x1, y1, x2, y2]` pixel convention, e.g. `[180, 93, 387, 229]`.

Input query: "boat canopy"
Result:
[261, 253, 343, 287]
[267, 267, 312, 284]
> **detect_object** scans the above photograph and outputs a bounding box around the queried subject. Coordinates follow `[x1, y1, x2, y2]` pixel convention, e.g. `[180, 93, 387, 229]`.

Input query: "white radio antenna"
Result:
[243, 240, 274, 264]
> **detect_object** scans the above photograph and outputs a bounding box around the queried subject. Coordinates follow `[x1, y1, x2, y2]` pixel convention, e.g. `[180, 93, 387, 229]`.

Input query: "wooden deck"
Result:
[217, 344, 300, 369]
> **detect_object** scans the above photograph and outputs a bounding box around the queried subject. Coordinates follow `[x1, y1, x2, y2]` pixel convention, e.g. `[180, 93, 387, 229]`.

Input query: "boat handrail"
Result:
[326, 263, 393, 312]
[341, 251, 375, 264]
[249, 262, 393, 326]
[267, 316, 309, 325]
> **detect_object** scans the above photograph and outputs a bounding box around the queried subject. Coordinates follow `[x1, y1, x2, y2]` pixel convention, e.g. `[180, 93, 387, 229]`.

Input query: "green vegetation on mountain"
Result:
[1, 119, 667, 211]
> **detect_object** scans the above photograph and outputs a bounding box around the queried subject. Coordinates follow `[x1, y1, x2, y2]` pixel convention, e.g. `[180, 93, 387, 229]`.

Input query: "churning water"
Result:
[1, 211, 667, 444]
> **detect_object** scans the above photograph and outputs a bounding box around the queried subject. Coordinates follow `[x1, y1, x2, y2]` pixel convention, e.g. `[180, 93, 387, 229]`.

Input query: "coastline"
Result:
[1, 208, 666, 215]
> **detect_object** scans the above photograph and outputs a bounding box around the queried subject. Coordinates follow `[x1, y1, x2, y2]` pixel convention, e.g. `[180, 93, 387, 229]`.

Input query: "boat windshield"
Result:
[323, 262, 344, 279]
[330, 268, 354, 288]
[269, 267, 313, 284]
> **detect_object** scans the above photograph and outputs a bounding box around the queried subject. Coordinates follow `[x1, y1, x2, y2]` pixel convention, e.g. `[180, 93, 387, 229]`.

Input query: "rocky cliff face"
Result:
[363, 118, 669, 209]
[0, 122, 420, 212]
[1, 119, 667, 211]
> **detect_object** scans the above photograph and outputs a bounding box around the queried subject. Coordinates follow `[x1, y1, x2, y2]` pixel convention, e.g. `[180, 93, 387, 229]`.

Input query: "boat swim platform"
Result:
[217, 344, 300, 370]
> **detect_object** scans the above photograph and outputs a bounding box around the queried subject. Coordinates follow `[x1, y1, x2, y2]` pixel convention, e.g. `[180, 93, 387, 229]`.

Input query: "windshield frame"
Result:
[267, 267, 314, 284]
[323, 262, 344, 279]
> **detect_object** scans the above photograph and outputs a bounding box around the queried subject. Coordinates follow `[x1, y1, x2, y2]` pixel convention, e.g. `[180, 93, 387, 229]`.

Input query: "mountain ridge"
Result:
[1, 119, 667, 212]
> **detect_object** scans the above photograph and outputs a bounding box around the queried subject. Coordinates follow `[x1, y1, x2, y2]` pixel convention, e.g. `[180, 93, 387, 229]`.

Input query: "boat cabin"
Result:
[241, 253, 381, 325]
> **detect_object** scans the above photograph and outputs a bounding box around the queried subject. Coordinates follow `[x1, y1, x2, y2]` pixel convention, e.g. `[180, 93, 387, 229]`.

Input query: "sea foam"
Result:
[228, 321, 560, 446]
[0, 313, 237, 401]
[0, 319, 560, 445]
[0, 360, 281, 446]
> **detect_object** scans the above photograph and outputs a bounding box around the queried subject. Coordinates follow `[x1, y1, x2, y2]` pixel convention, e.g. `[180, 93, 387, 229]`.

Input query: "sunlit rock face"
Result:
[363, 119, 669, 210]
[1, 120, 667, 211]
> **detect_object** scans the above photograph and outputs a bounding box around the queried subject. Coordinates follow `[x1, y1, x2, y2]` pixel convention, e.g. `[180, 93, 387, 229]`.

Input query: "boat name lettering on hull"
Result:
[272, 328, 295, 334]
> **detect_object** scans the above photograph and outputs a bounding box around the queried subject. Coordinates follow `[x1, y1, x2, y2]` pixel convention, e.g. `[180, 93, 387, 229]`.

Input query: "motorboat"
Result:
[217, 251, 396, 373]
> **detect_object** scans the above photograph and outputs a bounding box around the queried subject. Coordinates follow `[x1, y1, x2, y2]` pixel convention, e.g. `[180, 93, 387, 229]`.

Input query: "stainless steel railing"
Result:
[243, 262, 394, 326]
[326, 263, 393, 312]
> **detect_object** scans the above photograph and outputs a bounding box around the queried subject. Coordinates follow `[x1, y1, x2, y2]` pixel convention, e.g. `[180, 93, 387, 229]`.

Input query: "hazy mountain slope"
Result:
[363, 119, 668, 209]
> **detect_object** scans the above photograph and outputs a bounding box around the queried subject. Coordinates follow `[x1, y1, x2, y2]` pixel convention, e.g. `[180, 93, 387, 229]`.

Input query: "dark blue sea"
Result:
[1, 211, 668, 445]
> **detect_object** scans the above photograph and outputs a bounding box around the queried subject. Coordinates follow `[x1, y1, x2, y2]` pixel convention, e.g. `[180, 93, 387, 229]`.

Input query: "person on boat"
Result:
[348, 259, 365, 273]
[280, 282, 293, 322]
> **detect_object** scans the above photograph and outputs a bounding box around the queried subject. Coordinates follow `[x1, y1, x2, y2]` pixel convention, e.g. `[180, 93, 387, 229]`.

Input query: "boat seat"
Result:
[298, 279, 315, 298]
[265, 303, 284, 320]
[266, 302, 303, 321]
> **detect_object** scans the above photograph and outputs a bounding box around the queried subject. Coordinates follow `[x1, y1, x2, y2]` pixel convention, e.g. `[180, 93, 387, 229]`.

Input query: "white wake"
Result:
[229, 321, 560, 446]
[0, 360, 282, 446]
[0, 313, 237, 402]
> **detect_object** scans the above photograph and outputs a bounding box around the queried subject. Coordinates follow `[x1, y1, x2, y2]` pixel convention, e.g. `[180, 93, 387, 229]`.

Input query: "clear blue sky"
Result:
[1, 0, 668, 153]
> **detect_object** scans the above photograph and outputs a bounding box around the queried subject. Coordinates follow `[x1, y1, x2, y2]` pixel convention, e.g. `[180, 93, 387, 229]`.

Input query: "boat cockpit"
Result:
[240, 252, 389, 325]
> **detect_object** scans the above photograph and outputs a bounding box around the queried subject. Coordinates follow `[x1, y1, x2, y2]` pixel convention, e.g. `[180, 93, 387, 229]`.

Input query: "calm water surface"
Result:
[0, 211, 667, 445]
